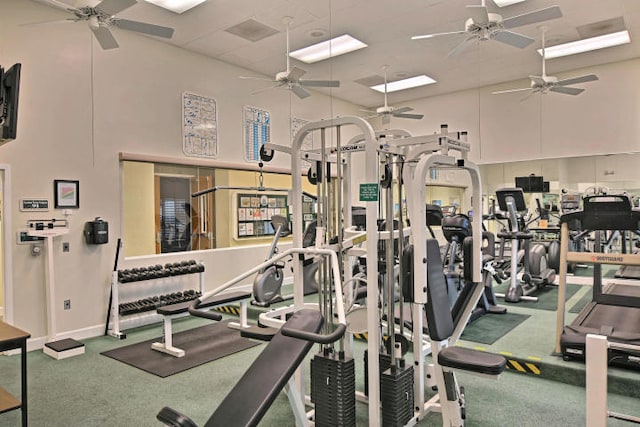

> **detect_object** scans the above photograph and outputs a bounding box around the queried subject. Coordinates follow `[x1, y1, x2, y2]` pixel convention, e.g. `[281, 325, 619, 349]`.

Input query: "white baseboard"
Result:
[26, 324, 105, 352]
[16, 283, 259, 353]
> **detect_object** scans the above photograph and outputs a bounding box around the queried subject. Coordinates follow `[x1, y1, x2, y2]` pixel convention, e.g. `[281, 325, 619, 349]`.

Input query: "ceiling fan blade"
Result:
[382, 114, 391, 125]
[114, 19, 174, 38]
[493, 30, 534, 48]
[556, 74, 599, 86]
[287, 66, 307, 82]
[291, 84, 311, 99]
[251, 84, 280, 96]
[393, 113, 424, 120]
[96, 0, 137, 16]
[502, 6, 562, 29]
[467, 5, 490, 26]
[411, 30, 467, 40]
[20, 18, 79, 26]
[392, 106, 413, 114]
[32, 0, 78, 13]
[300, 79, 340, 88]
[448, 36, 477, 57]
[239, 76, 276, 83]
[550, 85, 584, 96]
[492, 87, 532, 95]
[91, 25, 119, 50]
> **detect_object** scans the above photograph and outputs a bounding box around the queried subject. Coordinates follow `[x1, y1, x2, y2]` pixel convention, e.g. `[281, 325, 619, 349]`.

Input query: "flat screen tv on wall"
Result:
[1, 63, 22, 143]
[515, 175, 544, 193]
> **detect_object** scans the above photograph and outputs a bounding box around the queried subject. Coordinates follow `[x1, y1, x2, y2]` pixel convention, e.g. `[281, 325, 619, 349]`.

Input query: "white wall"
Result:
[373, 59, 640, 165]
[0, 0, 360, 343]
[3, 0, 640, 344]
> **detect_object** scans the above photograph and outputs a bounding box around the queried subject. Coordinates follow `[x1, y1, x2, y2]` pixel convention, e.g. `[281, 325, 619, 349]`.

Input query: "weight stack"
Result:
[311, 352, 356, 427]
[363, 350, 392, 397]
[380, 365, 414, 427]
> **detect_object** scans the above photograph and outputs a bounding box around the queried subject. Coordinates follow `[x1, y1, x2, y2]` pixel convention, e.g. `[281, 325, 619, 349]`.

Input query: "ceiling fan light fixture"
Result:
[370, 75, 436, 93]
[289, 34, 367, 64]
[492, 0, 527, 7]
[144, 0, 207, 14]
[539, 30, 630, 59]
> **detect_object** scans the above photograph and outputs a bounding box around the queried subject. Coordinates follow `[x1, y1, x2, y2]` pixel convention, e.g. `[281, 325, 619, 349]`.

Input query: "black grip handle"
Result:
[281, 323, 346, 344]
[188, 299, 222, 321]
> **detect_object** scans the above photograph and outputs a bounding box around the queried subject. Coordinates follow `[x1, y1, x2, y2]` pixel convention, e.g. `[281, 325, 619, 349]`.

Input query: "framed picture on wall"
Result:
[54, 179, 79, 208]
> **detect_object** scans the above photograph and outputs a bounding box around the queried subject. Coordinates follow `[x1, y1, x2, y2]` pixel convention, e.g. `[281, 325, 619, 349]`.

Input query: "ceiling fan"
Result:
[492, 27, 598, 96]
[361, 67, 424, 125]
[31, 0, 174, 50]
[240, 17, 340, 99]
[411, 0, 562, 56]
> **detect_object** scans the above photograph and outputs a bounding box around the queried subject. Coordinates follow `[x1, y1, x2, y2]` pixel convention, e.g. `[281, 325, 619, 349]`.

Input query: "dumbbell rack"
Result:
[107, 260, 205, 339]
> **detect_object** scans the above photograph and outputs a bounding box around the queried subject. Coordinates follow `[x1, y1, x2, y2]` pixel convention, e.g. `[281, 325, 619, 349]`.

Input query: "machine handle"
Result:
[188, 299, 223, 321]
[281, 323, 346, 344]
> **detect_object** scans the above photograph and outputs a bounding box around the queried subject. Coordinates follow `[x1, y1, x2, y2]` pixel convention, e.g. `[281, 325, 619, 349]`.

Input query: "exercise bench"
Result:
[424, 238, 507, 425]
[157, 308, 327, 427]
[152, 290, 252, 357]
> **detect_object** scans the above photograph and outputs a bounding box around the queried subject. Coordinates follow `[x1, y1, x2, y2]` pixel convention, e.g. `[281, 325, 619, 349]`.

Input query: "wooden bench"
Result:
[151, 290, 252, 357]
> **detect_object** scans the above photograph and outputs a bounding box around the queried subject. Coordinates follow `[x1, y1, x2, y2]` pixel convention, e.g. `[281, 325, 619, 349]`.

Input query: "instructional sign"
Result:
[182, 92, 218, 158]
[359, 183, 379, 202]
[20, 198, 49, 211]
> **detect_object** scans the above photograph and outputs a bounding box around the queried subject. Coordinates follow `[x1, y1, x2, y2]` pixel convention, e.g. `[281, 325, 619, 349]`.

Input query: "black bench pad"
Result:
[156, 291, 251, 316]
[204, 309, 323, 427]
[240, 325, 279, 342]
[438, 347, 506, 376]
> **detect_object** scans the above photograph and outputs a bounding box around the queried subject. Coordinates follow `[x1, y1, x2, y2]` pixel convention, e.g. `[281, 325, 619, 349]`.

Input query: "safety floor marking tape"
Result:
[212, 305, 241, 315]
[505, 358, 541, 375]
[343, 334, 543, 375]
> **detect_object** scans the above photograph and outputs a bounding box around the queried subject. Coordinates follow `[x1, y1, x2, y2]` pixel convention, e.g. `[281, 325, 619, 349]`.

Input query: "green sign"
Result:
[359, 183, 379, 202]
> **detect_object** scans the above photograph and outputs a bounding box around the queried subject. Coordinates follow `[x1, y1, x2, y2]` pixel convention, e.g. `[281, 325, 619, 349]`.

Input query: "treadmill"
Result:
[555, 194, 640, 370]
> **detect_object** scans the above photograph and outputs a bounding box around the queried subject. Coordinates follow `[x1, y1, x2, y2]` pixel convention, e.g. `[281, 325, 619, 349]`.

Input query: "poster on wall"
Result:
[236, 192, 288, 239]
[182, 92, 218, 158]
[243, 105, 270, 162]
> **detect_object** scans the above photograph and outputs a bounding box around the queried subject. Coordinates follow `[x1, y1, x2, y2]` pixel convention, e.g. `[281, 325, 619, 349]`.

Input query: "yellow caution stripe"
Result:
[505, 357, 541, 375]
[352, 332, 369, 341]
[212, 305, 241, 316]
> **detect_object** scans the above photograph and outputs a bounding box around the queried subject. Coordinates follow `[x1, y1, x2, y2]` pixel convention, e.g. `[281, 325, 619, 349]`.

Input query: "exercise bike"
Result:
[251, 215, 318, 307]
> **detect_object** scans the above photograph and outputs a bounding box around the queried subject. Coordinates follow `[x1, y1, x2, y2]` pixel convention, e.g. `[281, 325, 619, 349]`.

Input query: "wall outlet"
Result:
[64, 300, 71, 310]
[62, 242, 70, 252]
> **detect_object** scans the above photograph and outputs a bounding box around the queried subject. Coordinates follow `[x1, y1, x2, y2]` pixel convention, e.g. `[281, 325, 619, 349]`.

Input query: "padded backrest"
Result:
[401, 244, 414, 303]
[205, 309, 323, 427]
[425, 239, 455, 341]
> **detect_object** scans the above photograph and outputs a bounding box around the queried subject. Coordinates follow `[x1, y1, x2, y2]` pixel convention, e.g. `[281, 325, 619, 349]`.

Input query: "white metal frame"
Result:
[585, 334, 640, 426]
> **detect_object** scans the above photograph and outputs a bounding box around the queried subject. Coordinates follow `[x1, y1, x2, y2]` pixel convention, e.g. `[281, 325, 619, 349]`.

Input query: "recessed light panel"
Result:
[370, 75, 436, 93]
[144, 0, 207, 14]
[289, 35, 367, 64]
[539, 30, 631, 59]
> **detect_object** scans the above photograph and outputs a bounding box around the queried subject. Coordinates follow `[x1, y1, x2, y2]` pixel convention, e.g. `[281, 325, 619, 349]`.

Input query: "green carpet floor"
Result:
[493, 282, 582, 311]
[0, 316, 638, 427]
[461, 312, 530, 345]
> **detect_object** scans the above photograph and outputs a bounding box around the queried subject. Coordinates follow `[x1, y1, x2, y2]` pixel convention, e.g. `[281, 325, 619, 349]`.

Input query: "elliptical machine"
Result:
[252, 215, 318, 306]
[442, 213, 472, 307]
[496, 188, 556, 303]
[442, 213, 507, 321]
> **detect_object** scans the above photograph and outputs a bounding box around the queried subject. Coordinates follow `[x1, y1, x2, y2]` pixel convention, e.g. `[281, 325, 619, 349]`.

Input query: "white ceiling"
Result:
[30, 0, 640, 108]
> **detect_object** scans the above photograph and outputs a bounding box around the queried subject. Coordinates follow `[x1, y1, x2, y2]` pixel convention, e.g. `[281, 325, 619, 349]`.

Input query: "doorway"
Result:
[0, 165, 12, 323]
